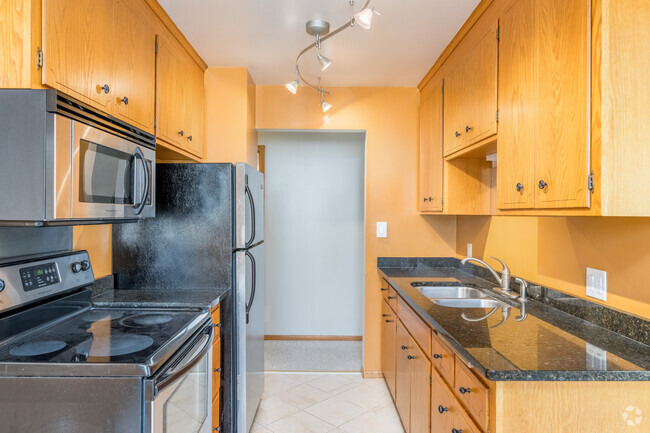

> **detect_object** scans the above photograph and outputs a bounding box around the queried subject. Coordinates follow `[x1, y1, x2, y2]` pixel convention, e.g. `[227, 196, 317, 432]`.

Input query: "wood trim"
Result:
[258, 145, 265, 173]
[418, 0, 495, 90]
[264, 335, 363, 341]
[361, 368, 384, 379]
[142, 0, 207, 70]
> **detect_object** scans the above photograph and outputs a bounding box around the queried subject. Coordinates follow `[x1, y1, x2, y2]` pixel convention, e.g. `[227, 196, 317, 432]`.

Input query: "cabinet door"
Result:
[183, 60, 205, 158]
[42, 0, 113, 109]
[419, 78, 443, 212]
[431, 369, 454, 433]
[463, 22, 499, 145]
[112, 0, 156, 134]
[409, 343, 431, 433]
[156, 33, 186, 149]
[395, 322, 411, 432]
[381, 301, 397, 400]
[534, 0, 590, 208]
[497, 0, 536, 209]
[442, 63, 465, 154]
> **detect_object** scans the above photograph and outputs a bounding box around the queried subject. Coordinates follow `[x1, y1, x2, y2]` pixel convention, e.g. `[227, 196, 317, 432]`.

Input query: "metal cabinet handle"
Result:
[438, 405, 448, 414]
[401, 345, 408, 350]
[133, 147, 149, 216]
[465, 125, 471, 133]
[385, 319, 394, 323]
[119, 96, 129, 105]
[452, 429, 463, 433]
[178, 130, 184, 137]
[516, 183, 523, 192]
[407, 355, 415, 360]
[387, 296, 395, 300]
[382, 314, 389, 317]
[455, 131, 461, 137]
[423, 197, 427, 202]
[213, 322, 222, 328]
[380, 288, 387, 291]
[187, 135, 193, 141]
[213, 368, 222, 373]
[97, 84, 110, 94]
[459, 387, 471, 394]
[433, 353, 442, 359]
[538, 180, 547, 189]
[213, 427, 221, 432]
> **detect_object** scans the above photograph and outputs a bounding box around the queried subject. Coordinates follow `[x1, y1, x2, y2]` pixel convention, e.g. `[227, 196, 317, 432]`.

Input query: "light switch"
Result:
[586, 267, 607, 301]
[376, 222, 387, 238]
[467, 243, 473, 258]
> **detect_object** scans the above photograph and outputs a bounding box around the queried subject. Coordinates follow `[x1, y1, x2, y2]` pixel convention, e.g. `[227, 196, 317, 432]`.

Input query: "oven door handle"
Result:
[133, 147, 149, 216]
[154, 325, 213, 396]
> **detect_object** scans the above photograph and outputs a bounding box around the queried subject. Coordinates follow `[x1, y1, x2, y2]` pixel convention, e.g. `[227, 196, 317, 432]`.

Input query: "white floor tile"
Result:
[263, 374, 303, 395]
[252, 396, 300, 426]
[338, 411, 405, 433]
[266, 411, 335, 433]
[250, 424, 273, 433]
[276, 383, 332, 409]
[336, 383, 392, 411]
[305, 396, 368, 427]
[308, 374, 359, 395]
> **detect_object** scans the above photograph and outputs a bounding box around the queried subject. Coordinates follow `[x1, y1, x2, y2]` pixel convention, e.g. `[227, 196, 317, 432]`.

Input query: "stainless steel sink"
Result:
[414, 286, 488, 299]
[432, 298, 509, 309]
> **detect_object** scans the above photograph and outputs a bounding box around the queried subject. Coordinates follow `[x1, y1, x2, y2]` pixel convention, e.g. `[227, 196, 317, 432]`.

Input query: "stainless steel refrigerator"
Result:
[112, 162, 265, 433]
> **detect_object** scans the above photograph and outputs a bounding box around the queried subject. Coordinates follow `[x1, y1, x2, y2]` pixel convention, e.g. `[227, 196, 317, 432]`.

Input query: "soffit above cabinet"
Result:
[158, 0, 480, 86]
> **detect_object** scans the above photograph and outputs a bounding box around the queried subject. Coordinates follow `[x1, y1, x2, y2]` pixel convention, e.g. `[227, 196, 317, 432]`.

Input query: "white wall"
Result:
[260, 131, 365, 336]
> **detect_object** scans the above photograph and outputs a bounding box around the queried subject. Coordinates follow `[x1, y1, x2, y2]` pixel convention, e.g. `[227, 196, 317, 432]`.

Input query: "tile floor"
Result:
[251, 372, 405, 433]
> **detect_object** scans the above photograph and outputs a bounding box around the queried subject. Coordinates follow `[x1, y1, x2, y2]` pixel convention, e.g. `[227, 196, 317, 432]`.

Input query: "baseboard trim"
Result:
[264, 335, 363, 341]
[361, 368, 384, 379]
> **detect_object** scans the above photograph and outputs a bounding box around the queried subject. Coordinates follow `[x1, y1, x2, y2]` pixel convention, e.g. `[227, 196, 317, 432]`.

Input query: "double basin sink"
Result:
[412, 283, 509, 309]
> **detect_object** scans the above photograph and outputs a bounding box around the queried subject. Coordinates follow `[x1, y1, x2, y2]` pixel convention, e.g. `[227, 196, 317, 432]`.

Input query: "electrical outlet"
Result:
[467, 243, 473, 258]
[376, 222, 387, 238]
[585, 342, 607, 370]
[586, 267, 607, 301]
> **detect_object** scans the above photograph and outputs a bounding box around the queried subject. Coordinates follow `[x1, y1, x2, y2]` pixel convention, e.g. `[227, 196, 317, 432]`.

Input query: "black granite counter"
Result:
[378, 258, 650, 381]
[92, 287, 229, 310]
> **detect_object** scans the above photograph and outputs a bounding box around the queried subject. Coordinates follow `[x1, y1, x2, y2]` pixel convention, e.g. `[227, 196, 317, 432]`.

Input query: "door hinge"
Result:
[430, 375, 432, 385]
[495, 110, 499, 123]
[587, 172, 595, 192]
[155, 40, 158, 54]
[441, 195, 444, 205]
[36, 47, 43, 70]
[496, 26, 500, 41]
[154, 116, 157, 130]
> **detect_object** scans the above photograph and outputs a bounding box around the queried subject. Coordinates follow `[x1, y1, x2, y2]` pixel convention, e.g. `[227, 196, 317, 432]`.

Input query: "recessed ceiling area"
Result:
[159, 0, 480, 87]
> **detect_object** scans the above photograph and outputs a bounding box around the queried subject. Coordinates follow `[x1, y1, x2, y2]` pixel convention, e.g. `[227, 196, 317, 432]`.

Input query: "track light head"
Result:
[321, 100, 332, 112]
[354, 6, 379, 29]
[285, 79, 299, 94]
[317, 53, 333, 71]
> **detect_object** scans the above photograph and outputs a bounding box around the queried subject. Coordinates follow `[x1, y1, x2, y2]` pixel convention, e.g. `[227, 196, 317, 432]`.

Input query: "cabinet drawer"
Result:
[431, 369, 481, 433]
[381, 280, 397, 311]
[212, 337, 221, 393]
[431, 331, 455, 387]
[454, 359, 489, 431]
[397, 296, 431, 355]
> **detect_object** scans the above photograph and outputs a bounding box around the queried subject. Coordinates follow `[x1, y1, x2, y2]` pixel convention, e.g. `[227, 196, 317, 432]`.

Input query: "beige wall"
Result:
[256, 85, 457, 374]
[203, 67, 258, 166]
[456, 216, 650, 320]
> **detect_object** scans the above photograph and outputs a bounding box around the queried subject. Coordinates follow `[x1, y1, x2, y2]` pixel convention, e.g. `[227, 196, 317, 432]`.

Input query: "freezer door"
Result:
[235, 163, 264, 248]
[234, 244, 265, 433]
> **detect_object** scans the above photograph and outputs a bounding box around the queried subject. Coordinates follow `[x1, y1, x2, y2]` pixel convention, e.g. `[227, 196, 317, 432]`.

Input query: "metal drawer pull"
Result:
[433, 353, 442, 359]
[407, 355, 415, 360]
[380, 288, 387, 291]
[387, 296, 395, 299]
[459, 387, 471, 394]
[401, 345, 408, 350]
[452, 429, 463, 433]
[516, 183, 523, 192]
[214, 368, 222, 373]
[214, 323, 221, 328]
[119, 96, 129, 105]
[385, 319, 394, 323]
[538, 180, 547, 189]
[465, 125, 471, 132]
[438, 405, 448, 414]
[382, 314, 389, 317]
[455, 131, 461, 137]
[97, 84, 110, 94]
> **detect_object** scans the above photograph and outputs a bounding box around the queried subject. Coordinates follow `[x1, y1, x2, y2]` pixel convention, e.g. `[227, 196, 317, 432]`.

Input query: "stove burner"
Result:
[122, 314, 173, 327]
[79, 334, 154, 357]
[81, 311, 124, 322]
[10, 340, 66, 357]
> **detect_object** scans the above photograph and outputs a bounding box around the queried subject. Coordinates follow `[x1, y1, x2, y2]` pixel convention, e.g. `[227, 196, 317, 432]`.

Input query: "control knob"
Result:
[80, 260, 91, 271]
[0, 278, 4, 292]
[71, 262, 82, 273]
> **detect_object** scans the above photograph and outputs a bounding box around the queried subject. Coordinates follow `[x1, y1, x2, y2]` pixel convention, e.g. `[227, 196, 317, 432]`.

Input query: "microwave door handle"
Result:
[245, 175, 255, 247]
[133, 147, 149, 215]
[245, 249, 256, 324]
[154, 325, 213, 395]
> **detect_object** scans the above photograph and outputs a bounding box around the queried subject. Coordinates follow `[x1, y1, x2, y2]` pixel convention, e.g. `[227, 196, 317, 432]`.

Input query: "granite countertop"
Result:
[92, 287, 229, 310]
[378, 258, 650, 381]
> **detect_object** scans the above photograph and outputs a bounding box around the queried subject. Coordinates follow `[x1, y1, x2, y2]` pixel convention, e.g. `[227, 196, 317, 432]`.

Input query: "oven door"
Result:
[71, 120, 155, 220]
[149, 323, 213, 433]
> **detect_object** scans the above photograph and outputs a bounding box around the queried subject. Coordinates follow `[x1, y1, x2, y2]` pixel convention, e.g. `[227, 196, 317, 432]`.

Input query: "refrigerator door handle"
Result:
[245, 175, 256, 247]
[245, 249, 256, 324]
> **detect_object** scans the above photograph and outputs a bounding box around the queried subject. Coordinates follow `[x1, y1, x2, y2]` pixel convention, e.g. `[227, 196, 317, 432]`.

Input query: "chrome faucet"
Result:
[461, 256, 518, 299]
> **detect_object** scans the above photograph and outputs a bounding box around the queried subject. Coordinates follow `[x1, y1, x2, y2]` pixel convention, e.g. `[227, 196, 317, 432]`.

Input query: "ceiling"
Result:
[158, 0, 480, 87]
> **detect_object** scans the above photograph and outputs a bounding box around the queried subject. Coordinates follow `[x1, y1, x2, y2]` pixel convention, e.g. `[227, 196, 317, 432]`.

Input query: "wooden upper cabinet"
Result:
[42, 0, 113, 109]
[112, 0, 157, 134]
[156, 33, 204, 158]
[443, 20, 498, 156]
[419, 78, 444, 212]
[497, 0, 536, 209]
[534, 0, 590, 209]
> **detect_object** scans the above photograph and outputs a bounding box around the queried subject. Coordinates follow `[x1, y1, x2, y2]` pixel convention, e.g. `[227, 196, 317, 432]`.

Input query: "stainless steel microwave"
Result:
[0, 90, 155, 225]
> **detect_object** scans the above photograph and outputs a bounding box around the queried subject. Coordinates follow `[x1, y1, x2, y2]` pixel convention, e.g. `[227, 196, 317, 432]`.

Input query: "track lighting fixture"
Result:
[286, 0, 380, 111]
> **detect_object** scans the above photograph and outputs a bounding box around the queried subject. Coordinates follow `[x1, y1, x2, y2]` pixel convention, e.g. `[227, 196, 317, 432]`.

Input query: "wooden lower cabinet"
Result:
[395, 321, 412, 432]
[381, 301, 397, 399]
[409, 342, 431, 433]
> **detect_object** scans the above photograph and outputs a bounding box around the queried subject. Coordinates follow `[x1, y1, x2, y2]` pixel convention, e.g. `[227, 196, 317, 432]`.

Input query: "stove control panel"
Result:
[19, 262, 61, 292]
[0, 251, 94, 314]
